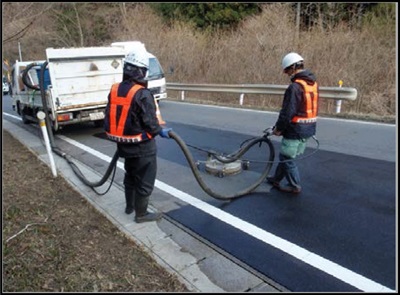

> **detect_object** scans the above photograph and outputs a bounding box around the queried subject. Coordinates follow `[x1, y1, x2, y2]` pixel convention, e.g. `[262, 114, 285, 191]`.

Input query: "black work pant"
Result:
[123, 154, 157, 197]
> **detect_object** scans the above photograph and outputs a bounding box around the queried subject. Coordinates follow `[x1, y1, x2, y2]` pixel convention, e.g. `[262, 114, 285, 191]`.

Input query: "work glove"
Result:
[159, 128, 172, 138]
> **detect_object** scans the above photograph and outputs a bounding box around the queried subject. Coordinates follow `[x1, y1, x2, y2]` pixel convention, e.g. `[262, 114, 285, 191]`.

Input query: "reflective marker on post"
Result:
[37, 111, 57, 177]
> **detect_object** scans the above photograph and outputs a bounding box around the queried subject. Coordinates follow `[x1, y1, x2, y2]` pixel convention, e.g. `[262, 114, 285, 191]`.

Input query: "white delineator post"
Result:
[37, 111, 57, 177]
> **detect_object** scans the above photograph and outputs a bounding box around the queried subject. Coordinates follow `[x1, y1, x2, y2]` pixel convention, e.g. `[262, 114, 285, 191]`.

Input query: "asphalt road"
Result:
[2, 95, 397, 292]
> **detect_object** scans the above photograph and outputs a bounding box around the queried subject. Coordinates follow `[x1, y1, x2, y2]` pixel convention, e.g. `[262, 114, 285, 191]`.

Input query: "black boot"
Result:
[125, 188, 135, 214]
[134, 195, 162, 223]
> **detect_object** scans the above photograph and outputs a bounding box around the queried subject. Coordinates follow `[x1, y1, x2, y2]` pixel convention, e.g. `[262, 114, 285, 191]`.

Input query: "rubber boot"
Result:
[124, 188, 135, 214]
[134, 195, 162, 223]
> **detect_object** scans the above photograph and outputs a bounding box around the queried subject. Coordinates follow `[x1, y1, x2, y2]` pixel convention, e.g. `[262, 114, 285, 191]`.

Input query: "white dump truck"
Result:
[11, 42, 167, 131]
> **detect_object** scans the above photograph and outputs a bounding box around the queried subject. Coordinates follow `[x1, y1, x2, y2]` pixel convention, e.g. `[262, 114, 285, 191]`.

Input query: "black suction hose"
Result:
[36, 62, 119, 191]
[60, 149, 120, 188]
[38, 61, 56, 147]
[32, 64, 308, 200]
[169, 130, 275, 201]
[34, 62, 275, 199]
[22, 62, 41, 91]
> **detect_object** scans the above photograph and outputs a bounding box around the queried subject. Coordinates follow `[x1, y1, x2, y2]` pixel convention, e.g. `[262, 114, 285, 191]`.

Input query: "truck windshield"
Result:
[147, 57, 164, 80]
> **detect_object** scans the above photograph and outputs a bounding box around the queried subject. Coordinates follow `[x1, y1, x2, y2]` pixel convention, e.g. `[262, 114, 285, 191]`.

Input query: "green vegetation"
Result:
[150, 3, 262, 31]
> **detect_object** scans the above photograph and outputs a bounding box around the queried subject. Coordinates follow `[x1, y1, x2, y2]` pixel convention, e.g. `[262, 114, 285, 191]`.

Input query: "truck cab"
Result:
[111, 41, 167, 101]
[147, 52, 167, 101]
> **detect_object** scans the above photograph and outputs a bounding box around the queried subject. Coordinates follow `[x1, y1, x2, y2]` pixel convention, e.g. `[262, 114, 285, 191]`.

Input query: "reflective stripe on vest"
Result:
[106, 132, 152, 143]
[291, 79, 318, 123]
[106, 83, 152, 143]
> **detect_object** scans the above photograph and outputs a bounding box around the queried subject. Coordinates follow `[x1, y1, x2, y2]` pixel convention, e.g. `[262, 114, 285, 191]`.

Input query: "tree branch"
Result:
[2, 21, 34, 44]
[6, 222, 48, 243]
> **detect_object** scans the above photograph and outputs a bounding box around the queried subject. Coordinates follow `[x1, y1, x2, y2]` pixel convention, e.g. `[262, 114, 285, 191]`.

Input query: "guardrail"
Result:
[166, 82, 358, 113]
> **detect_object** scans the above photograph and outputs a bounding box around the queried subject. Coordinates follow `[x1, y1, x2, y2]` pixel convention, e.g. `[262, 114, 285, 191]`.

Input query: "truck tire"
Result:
[21, 109, 32, 124]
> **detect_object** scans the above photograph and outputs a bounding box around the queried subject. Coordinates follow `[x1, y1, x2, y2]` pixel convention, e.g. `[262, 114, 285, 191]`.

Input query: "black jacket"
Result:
[275, 69, 318, 139]
[104, 80, 162, 158]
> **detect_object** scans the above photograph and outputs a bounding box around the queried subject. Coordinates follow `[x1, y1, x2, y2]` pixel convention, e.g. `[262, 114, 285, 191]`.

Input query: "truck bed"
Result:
[46, 47, 126, 111]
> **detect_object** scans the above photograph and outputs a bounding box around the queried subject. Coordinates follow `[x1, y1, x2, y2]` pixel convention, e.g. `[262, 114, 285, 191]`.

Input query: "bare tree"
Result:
[2, 3, 54, 44]
[295, 3, 300, 40]
[72, 3, 84, 47]
[49, 3, 86, 47]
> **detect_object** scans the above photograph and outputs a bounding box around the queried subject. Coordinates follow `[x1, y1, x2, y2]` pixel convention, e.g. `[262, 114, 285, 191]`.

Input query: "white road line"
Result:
[4, 113, 22, 120]
[57, 133, 394, 293]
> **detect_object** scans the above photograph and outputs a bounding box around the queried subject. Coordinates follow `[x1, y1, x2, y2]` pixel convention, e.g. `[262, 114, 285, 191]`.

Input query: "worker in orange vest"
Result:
[104, 49, 172, 223]
[267, 52, 319, 194]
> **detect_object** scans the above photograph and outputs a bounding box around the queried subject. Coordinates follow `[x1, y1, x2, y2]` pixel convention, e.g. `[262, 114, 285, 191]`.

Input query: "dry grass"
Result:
[2, 130, 190, 292]
[2, 3, 396, 118]
[134, 3, 395, 119]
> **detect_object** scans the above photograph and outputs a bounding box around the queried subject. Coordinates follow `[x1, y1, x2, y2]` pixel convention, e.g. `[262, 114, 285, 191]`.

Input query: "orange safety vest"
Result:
[291, 79, 318, 124]
[106, 83, 153, 143]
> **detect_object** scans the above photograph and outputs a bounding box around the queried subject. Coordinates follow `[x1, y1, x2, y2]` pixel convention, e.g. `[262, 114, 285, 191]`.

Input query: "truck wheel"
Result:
[21, 110, 31, 124]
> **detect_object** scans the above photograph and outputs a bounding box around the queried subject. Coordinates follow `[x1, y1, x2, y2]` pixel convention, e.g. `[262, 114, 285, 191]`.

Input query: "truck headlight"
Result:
[160, 84, 166, 93]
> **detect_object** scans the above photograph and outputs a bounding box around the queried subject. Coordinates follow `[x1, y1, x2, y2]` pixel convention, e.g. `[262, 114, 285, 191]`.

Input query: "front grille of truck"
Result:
[149, 87, 161, 95]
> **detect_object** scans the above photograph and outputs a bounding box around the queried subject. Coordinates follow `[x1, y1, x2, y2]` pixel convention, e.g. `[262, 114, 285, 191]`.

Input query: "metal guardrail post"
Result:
[239, 93, 244, 105]
[335, 80, 343, 113]
[240, 93, 245, 105]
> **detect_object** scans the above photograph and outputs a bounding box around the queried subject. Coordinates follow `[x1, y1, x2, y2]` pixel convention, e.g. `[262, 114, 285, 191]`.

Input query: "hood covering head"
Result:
[123, 63, 147, 85]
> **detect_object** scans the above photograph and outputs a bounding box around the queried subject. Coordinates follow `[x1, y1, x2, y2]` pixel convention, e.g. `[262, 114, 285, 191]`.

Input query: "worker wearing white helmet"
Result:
[281, 52, 304, 72]
[266, 52, 319, 194]
[104, 49, 172, 223]
[122, 50, 150, 81]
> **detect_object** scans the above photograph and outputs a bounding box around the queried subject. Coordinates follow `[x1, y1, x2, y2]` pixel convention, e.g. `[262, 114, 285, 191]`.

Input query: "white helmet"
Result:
[281, 52, 304, 70]
[124, 50, 149, 69]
